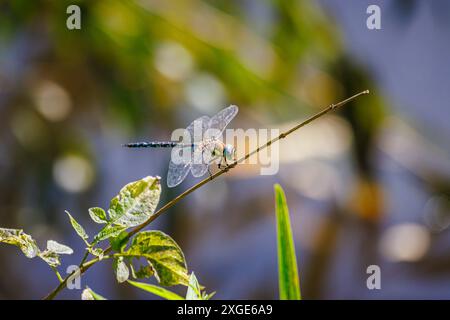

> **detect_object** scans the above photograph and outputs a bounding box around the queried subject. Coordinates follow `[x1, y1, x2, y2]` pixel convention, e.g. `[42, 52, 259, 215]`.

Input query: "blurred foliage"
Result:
[0, 0, 381, 191]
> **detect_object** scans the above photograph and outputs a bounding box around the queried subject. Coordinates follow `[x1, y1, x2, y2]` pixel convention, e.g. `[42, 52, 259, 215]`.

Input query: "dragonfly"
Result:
[124, 105, 239, 187]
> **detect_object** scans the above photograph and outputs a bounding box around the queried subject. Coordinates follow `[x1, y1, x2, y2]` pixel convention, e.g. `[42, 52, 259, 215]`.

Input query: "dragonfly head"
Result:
[223, 144, 236, 162]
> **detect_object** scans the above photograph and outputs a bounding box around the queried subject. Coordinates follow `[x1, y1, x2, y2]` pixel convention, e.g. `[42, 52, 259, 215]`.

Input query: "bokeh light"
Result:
[278, 115, 352, 163]
[11, 110, 48, 150]
[423, 195, 450, 233]
[53, 155, 94, 193]
[282, 160, 339, 201]
[184, 72, 226, 113]
[154, 41, 194, 81]
[32, 80, 72, 122]
[379, 223, 431, 262]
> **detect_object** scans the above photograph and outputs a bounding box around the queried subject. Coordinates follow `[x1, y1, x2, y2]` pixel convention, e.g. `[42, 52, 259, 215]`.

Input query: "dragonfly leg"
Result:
[218, 156, 226, 170]
[208, 166, 213, 179]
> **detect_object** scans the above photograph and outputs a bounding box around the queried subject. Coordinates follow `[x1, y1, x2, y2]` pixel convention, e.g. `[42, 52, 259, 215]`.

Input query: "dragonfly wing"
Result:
[207, 105, 238, 139]
[167, 115, 210, 187]
[187, 115, 212, 178]
[190, 106, 238, 177]
[187, 115, 210, 143]
[167, 143, 193, 187]
[167, 158, 191, 188]
[191, 162, 209, 177]
[190, 144, 213, 177]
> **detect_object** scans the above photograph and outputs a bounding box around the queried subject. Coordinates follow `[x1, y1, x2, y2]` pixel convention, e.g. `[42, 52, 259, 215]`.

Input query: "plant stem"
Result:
[42, 89, 369, 300]
[43, 255, 104, 300]
[79, 250, 90, 267]
[51, 267, 64, 283]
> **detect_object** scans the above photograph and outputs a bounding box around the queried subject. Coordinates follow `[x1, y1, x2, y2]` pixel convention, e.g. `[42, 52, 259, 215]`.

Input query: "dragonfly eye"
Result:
[224, 144, 236, 161]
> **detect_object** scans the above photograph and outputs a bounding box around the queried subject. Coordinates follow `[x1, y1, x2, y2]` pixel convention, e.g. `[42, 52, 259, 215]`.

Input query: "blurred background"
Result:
[1, 0, 450, 299]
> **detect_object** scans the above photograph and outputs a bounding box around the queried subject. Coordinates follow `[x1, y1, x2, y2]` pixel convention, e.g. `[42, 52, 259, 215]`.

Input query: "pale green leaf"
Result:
[127, 280, 184, 300]
[65, 211, 89, 240]
[0, 228, 73, 268]
[274, 184, 301, 300]
[186, 272, 201, 300]
[108, 176, 161, 227]
[38, 250, 61, 267]
[81, 289, 94, 300]
[126, 231, 189, 286]
[93, 225, 126, 243]
[0, 228, 39, 258]
[38, 240, 73, 267]
[113, 256, 130, 283]
[81, 287, 107, 300]
[185, 272, 214, 300]
[203, 291, 216, 300]
[88, 207, 108, 224]
[88, 247, 105, 260]
[46, 240, 73, 255]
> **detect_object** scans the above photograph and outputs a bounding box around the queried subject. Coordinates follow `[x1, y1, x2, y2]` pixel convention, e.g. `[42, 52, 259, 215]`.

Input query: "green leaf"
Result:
[108, 176, 161, 227]
[89, 207, 108, 224]
[38, 250, 61, 267]
[203, 291, 216, 300]
[126, 231, 189, 286]
[38, 240, 73, 267]
[0, 228, 39, 258]
[130, 263, 154, 279]
[274, 184, 301, 300]
[186, 272, 202, 300]
[93, 225, 126, 243]
[0, 228, 73, 268]
[91, 177, 161, 244]
[88, 247, 105, 260]
[65, 211, 89, 241]
[185, 272, 214, 300]
[110, 231, 129, 252]
[127, 280, 184, 300]
[113, 256, 130, 283]
[81, 287, 107, 300]
[46, 240, 73, 255]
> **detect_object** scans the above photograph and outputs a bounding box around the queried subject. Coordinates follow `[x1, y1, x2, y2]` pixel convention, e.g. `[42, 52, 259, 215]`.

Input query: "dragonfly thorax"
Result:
[211, 140, 225, 157]
[223, 144, 236, 162]
[210, 141, 235, 162]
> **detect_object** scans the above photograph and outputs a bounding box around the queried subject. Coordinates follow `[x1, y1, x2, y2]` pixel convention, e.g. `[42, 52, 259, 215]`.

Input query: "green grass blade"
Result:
[274, 184, 301, 300]
[127, 280, 184, 300]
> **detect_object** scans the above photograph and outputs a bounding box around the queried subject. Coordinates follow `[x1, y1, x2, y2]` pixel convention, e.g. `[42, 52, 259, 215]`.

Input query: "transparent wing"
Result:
[188, 115, 212, 177]
[167, 115, 210, 187]
[206, 105, 239, 139]
[191, 106, 238, 178]
[167, 156, 191, 188]
[190, 144, 215, 177]
[188, 115, 210, 143]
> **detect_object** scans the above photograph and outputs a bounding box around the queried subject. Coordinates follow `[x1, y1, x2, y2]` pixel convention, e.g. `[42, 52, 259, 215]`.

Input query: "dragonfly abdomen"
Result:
[124, 141, 180, 148]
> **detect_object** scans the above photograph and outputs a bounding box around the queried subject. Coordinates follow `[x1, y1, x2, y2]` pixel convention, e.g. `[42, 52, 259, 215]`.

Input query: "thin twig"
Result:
[51, 267, 64, 283]
[79, 250, 90, 267]
[42, 89, 369, 300]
